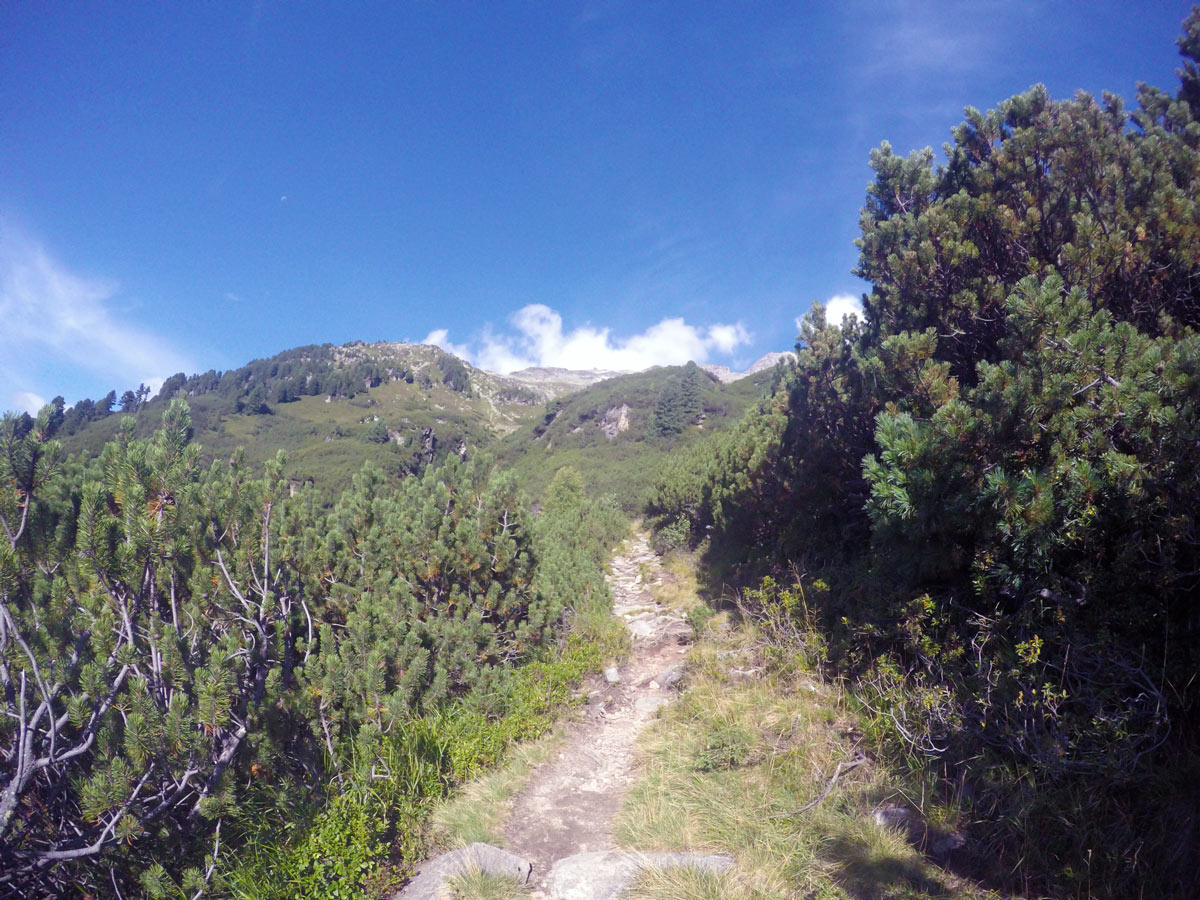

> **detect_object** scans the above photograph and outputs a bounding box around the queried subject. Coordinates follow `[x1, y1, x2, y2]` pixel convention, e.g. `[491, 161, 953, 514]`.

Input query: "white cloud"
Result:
[824, 293, 865, 324]
[795, 294, 866, 333]
[0, 224, 192, 404]
[421, 328, 472, 361]
[425, 304, 752, 374]
[9, 391, 46, 415]
[707, 322, 751, 353]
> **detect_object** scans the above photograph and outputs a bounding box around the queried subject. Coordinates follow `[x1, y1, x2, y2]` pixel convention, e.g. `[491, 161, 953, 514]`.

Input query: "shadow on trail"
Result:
[821, 833, 952, 900]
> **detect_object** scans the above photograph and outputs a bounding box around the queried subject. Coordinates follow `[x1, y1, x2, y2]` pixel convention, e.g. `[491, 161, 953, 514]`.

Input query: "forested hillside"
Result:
[648, 12, 1200, 898]
[50, 343, 552, 495]
[0, 398, 632, 898]
[0, 342, 775, 897]
[49, 344, 775, 504]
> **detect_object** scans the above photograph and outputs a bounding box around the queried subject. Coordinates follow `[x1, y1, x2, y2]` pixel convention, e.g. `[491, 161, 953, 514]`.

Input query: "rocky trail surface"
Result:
[394, 532, 732, 900]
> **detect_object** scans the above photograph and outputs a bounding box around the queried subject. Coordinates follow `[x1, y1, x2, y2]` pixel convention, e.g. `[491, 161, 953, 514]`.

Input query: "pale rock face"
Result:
[598, 404, 630, 439]
[744, 350, 797, 375]
[503, 366, 629, 386]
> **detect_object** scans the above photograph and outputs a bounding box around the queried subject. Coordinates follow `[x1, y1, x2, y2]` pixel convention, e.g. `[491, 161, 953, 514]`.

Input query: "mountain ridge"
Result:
[49, 338, 784, 500]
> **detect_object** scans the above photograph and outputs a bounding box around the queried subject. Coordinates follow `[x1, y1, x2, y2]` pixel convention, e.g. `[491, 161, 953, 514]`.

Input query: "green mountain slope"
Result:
[54, 342, 561, 493]
[495, 362, 779, 506]
[53, 342, 780, 500]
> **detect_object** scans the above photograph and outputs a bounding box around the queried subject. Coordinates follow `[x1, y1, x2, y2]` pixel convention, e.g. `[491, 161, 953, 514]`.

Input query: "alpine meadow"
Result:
[4, 7, 1200, 900]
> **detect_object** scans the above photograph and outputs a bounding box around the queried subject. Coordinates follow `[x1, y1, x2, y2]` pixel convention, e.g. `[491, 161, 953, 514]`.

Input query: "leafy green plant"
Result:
[685, 603, 716, 636]
[695, 724, 754, 772]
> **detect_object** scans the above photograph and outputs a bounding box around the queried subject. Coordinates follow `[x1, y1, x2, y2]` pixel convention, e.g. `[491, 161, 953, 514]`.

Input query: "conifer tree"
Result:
[645, 13, 1200, 894]
[0, 401, 314, 897]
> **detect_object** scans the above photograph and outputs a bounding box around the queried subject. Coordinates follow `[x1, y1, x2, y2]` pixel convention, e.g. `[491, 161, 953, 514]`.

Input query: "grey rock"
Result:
[701, 351, 796, 384]
[927, 828, 967, 862]
[659, 664, 684, 689]
[547, 850, 734, 900]
[661, 619, 692, 641]
[603, 666, 621, 684]
[392, 843, 531, 900]
[872, 803, 913, 831]
[634, 694, 669, 714]
[627, 619, 659, 639]
[598, 404, 631, 439]
[872, 804, 966, 862]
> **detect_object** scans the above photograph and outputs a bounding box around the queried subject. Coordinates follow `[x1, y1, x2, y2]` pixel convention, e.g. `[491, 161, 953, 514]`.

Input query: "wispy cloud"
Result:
[573, 0, 646, 75]
[854, 0, 992, 79]
[424, 304, 751, 374]
[0, 223, 192, 411]
[421, 328, 471, 361]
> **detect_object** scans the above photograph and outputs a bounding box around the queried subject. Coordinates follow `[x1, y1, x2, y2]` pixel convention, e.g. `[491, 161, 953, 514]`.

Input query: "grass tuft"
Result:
[627, 863, 745, 900]
[648, 547, 707, 614]
[445, 866, 531, 899]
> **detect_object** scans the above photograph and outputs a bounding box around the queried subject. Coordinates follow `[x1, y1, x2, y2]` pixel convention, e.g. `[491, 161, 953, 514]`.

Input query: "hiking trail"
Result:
[395, 531, 731, 900]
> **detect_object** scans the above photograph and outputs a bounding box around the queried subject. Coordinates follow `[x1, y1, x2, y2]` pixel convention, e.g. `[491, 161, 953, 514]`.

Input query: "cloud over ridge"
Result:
[424, 304, 751, 374]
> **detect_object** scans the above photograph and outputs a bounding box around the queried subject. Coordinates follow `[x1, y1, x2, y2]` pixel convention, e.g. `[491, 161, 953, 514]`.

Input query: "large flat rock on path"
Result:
[391, 843, 531, 899]
[546, 850, 734, 900]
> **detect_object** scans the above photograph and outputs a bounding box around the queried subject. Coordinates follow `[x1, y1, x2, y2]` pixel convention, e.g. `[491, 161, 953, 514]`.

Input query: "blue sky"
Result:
[0, 1, 1190, 411]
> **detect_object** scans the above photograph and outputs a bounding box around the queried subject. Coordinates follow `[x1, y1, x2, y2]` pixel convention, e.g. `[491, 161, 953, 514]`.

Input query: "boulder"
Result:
[627, 619, 659, 639]
[634, 694, 669, 715]
[391, 843, 531, 900]
[658, 664, 684, 689]
[872, 804, 967, 863]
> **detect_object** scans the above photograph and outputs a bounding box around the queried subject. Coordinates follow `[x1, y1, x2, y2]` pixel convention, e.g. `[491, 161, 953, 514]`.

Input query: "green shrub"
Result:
[694, 724, 754, 772]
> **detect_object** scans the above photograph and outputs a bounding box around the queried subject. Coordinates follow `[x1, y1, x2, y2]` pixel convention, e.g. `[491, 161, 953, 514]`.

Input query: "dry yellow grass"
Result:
[647, 548, 706, 614]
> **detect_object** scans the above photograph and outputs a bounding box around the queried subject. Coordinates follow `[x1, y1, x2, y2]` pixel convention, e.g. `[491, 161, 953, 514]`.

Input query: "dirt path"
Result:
[504, 532, 690, 894]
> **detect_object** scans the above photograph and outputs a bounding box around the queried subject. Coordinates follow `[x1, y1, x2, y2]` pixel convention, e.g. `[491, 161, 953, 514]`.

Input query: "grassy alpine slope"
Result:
[50, 343, 775, 503]
[618, 591, 996, 900]
[50, 342, 555, 495]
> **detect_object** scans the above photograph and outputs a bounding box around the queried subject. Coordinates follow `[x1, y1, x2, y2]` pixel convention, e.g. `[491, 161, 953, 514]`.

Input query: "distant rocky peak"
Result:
[701, 351, 796, 383]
